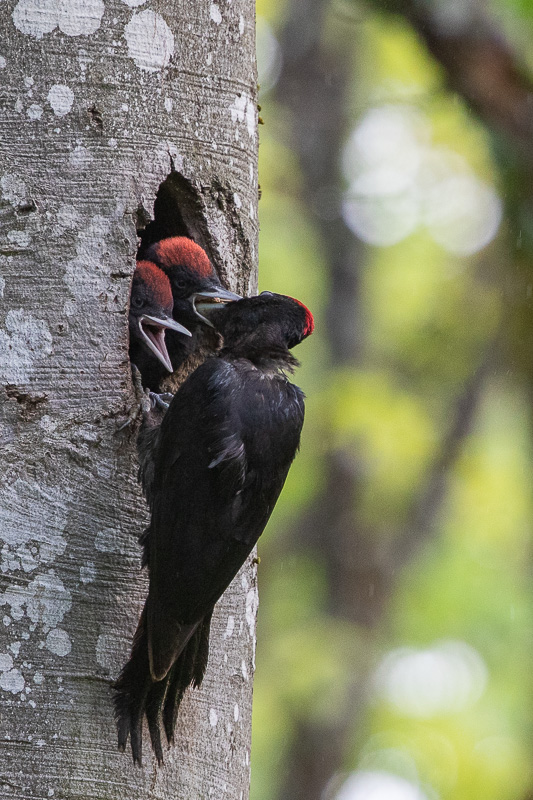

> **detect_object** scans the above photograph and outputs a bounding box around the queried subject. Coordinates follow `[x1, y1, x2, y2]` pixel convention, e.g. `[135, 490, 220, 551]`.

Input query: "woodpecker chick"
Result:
[129, 261, 191, 390]
[114, 292, 314, 765]
[144, 237, 241, 393]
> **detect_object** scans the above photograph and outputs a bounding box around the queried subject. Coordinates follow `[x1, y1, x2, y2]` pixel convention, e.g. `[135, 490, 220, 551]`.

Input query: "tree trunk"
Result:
[0, 1, 258, 797]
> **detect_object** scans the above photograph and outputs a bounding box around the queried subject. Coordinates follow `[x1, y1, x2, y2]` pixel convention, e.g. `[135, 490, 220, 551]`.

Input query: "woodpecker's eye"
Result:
[174, 278, 187, 291]
[131, 294, 144, 309]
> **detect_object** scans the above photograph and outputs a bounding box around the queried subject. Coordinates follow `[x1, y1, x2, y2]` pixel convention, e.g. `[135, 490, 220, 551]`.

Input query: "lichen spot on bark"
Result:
[124, 10, 175, 73]
[47, 85, 74, 117]
[230, 95, 257, 139]
[12, 0, 104, 39]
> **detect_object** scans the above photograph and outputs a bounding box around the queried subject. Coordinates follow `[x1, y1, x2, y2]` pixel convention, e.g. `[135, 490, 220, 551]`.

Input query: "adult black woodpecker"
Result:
[129, 261, 192, 390]
[114, 292, 314, 764]
[141, 236, 241, 393]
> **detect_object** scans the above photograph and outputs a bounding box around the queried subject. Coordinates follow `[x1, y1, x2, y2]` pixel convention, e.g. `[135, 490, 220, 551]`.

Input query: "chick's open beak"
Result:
[192, 288, 242, 326]
[139, 314, 192, 373]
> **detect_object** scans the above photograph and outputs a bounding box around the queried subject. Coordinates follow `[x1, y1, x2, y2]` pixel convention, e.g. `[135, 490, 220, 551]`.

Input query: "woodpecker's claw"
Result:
[148, 392, 174, 411]
[117, 365, 152, 431]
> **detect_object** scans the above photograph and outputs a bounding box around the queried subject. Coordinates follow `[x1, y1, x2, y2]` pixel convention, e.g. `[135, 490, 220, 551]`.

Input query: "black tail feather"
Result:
[113, 607, 213, 763]
[162, 659, 187, 745]
[162, 628, 202, 743]
[145, 676, 168, 764]
[113, 609, 153, 765]
[193, 611, 212, 688]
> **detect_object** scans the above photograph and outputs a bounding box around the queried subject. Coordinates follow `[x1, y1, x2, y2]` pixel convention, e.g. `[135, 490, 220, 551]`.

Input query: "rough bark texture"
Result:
[0, 1, 258, 797]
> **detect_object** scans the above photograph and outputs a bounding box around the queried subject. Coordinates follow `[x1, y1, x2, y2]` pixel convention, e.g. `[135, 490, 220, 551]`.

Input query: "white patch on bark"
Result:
[234, 704, 239, 722]
[121, 0, 147, 5]
[230, 94, 256, 139]
[63, 215, 111, 301]
[164, 97, 173, 112]
[1, 586, 26, 620]
[239, 15, 244, 35]
[7, 230, 31, 248]
[12, 0, 57, 37]
[1, 173, 28, 206]
[0, 668, 25, 694]
[25, 572, 72, 631]
[60, 0, 104, 36]
[0, 310, 53, 383]
[0, 653, 14, 672]
[57, 204, 79, 227]
[95, 633, 116, 670]
[9, 642, 21, 657]
[124, 10, 175, 73]
[0, 275, 4, 299]
[245, 586, 258, 639]
[210, 3, 222, 24]
[0, 56, 6, 69]
[45, 628, 71, 656]
[26, 103, 43, 120]
[79, 562, 96, 584]
[209, 708, 218, 727]
[1, 545, 38, 575]
[0, 479, 69, 566]
[245, 99, 256, 138]
[15, 98, 24, 113]
[223, 615, 235, 639]
[39, 415, 58, 433]
[12, 0, 105, 39]
[47, 85, 74, 117]
[241, 659, 248, 681]
[63, 299, 77, 317]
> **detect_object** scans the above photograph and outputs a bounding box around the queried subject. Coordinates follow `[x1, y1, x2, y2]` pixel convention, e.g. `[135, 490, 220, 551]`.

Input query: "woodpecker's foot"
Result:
[117, 365, 152, 431]
[148, 392, 174, 411]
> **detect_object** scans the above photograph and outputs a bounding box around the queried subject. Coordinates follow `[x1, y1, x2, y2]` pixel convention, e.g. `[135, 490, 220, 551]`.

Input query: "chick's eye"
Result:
[175, 279, 187, 291]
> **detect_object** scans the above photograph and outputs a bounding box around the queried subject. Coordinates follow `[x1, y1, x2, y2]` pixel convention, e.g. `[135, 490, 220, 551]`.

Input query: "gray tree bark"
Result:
[0, 1, 258, 797]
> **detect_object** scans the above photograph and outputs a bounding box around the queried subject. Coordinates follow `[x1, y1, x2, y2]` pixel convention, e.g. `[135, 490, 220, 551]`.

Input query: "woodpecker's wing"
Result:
[146, 356, 305, 681]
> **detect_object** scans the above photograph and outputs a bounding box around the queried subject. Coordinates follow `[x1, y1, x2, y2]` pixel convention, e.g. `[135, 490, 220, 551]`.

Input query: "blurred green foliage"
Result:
[252, 1, 533, 799]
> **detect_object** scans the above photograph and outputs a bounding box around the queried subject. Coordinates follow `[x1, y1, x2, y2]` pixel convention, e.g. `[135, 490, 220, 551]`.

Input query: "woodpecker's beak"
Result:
[139, 314, 192, 373]
[192, 288, 242, 326]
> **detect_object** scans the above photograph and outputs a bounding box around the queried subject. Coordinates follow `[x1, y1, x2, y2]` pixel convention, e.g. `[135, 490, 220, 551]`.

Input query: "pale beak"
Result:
[192, 288, 242, 326]
[139, 314, 192, 373]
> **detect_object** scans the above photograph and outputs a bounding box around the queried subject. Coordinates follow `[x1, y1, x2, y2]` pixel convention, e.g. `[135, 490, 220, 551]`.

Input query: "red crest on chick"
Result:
[135, 261, 173, 315]
[152, 237, 213, 279]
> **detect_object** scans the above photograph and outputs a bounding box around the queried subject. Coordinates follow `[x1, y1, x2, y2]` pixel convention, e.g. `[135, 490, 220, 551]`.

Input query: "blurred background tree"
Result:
[251, 0, 533, 799]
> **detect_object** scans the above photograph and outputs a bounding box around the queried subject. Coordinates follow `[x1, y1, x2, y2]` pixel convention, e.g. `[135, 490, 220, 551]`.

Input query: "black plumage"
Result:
[114, 292, 314, 764]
